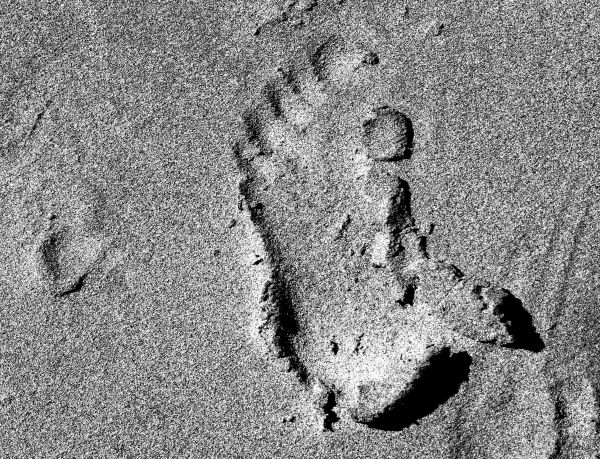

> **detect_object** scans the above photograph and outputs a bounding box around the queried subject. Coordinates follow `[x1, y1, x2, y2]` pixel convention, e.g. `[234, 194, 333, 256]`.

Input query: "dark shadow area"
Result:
[322, 390, 340, 431]
[260, 81, 283, 119]
[40, 230, 62, 280]
[361, 51, 379, 66]
[367, 349, 472, 431]
[496, 292, 545, 353]
[387, 178, 414, 231]
[274, 270, 310, 383]
[241, 109, 262, 143]
[402, 113, 414, 160]
[399, 280, 417, 306]
[57, 273, 87, 298]
[237, 179, 310, 383]
[238, 107, 274, 159]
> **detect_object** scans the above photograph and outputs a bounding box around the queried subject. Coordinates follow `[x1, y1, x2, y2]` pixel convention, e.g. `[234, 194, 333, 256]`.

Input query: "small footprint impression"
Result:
[232, 38, 543, 431]
[19, 180, 120, 299]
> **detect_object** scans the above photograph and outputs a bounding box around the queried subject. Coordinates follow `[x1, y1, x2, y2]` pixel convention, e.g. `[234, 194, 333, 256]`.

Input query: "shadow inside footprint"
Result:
[39, 229, 63, 278]
[497, 293, 545, 353]
[269, 270, 311, 381]
[367, 349, 472, 431]
[238, 178, 310, 382]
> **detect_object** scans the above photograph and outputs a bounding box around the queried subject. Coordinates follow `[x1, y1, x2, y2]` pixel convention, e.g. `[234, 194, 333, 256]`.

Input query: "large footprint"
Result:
[233, 39, 543, 430]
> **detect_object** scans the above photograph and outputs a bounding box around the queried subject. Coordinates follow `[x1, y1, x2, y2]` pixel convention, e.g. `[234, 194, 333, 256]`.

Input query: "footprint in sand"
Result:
[232, 37, 543, 430]
[31, 214, 105, 297]
[20, 179, 112, 298]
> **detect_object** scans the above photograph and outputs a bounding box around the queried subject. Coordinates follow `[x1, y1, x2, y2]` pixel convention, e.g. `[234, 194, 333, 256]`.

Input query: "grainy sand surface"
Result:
[1, 1, 600, 457]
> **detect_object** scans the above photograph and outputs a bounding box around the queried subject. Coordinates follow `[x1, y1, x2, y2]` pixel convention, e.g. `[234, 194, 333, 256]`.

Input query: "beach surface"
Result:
[1, 1, 600, 457]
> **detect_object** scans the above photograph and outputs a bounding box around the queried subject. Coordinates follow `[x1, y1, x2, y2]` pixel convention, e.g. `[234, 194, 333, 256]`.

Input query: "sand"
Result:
[1, 0, 600, 457]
